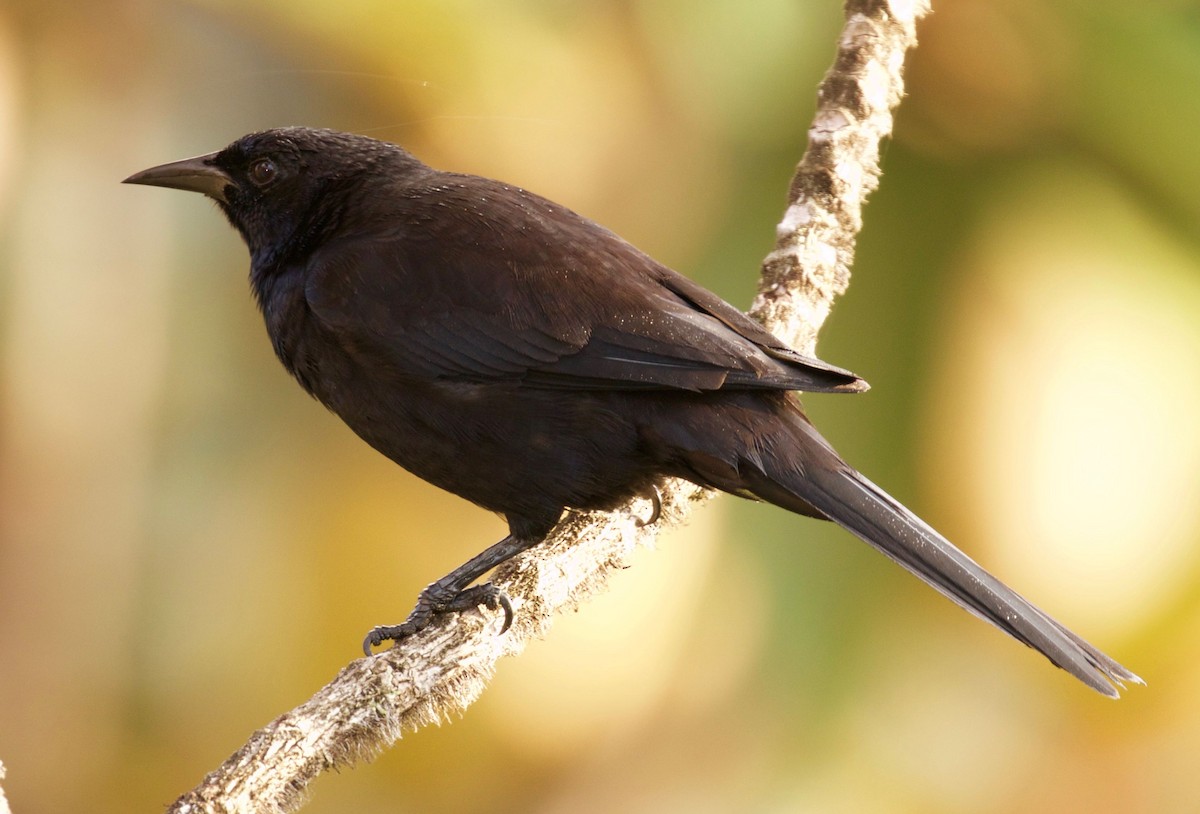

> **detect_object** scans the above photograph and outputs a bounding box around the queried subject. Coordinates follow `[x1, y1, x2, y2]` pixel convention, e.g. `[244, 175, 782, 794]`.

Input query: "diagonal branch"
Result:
[755, 0, 927, 356]
[166, 2, 930, 812]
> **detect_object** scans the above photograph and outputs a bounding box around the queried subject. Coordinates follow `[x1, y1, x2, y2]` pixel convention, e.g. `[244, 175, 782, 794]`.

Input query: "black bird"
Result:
[125, 127, 1140, 697]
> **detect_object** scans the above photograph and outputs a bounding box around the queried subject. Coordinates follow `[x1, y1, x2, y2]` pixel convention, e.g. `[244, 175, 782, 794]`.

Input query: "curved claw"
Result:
[363, 631, 379, 657]
[363, 625, 400, 656]
[497, 592, 514, 634]
[635, 485, 663, 528]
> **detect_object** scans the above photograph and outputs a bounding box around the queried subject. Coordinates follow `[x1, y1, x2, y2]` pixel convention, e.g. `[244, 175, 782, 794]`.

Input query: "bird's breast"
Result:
[254, 263, 346, 401]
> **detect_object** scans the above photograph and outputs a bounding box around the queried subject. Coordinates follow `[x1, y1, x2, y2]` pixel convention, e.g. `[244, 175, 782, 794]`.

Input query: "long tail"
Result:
[740, 412, 1142, 698]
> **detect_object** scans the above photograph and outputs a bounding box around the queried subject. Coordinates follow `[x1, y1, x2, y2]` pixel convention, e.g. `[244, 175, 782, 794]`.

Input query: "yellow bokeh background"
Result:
[1, 0, 1197, 812]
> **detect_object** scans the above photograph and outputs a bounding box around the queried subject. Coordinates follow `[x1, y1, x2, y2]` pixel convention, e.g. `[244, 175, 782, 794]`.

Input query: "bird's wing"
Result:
[303, 180, 866, 394]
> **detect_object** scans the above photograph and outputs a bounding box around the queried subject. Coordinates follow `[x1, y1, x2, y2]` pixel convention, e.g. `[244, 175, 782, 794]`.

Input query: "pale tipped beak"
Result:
[123, 152, 233, 203]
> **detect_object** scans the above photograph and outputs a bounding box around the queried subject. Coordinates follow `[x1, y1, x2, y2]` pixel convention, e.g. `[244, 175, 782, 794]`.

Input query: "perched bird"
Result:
[125, 127, 1140, 696]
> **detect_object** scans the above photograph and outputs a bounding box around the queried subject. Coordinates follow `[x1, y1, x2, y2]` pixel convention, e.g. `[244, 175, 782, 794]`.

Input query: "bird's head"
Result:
[124, 127, 420, 266]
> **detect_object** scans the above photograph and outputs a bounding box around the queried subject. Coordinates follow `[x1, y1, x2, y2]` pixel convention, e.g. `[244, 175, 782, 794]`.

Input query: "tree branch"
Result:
[755, 0, 927, 355]
[167, 2, 930, 811]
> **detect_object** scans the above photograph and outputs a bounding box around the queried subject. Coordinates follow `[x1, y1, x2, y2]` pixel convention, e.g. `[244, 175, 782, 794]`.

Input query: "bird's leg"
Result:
[635, 484, 663, 527]
[362, 534, 539, 655]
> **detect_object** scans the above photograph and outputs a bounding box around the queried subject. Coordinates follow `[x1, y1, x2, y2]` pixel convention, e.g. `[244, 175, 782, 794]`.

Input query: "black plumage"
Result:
[125, 127, 1140, 697]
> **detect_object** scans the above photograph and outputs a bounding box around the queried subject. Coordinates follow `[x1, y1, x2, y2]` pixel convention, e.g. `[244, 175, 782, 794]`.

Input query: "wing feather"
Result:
[304, 176, 867, 394]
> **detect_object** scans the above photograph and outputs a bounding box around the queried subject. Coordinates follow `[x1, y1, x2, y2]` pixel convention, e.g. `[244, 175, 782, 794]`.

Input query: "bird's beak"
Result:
[123, 152, 233, 204]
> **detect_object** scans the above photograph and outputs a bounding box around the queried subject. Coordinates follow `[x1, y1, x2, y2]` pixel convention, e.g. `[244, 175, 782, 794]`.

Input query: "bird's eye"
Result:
[248, 158, 278, 187]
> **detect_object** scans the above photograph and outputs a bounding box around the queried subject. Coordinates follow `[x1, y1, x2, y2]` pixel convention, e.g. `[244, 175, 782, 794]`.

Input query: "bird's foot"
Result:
[635, 485, 663, 527]
[362, 581, 514, 655]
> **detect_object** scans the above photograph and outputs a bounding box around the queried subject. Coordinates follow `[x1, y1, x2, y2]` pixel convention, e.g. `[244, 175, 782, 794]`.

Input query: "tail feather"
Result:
[744, 419, 1142, 697]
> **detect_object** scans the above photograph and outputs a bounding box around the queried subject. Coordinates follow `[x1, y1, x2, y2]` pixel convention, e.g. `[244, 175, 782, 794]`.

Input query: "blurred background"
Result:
[1, 0, 1198, 811]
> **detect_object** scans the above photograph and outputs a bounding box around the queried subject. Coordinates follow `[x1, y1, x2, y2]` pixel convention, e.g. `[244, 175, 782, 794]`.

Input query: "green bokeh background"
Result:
[1, 1, 1198, 812]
